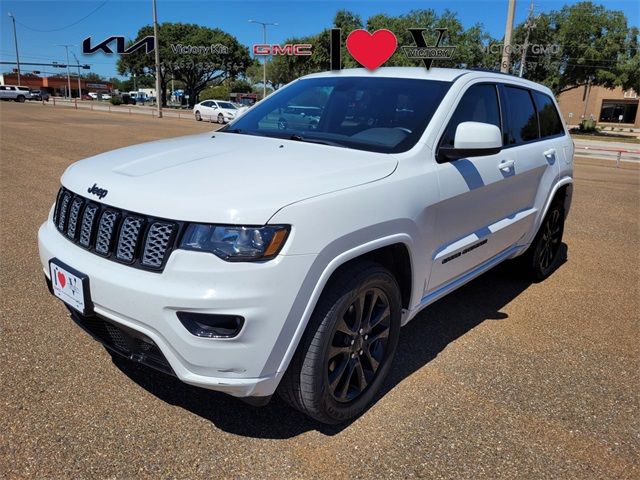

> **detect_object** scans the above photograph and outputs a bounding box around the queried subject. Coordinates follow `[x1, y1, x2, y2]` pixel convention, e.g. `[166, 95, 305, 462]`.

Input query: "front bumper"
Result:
[38, 218, 316, 397]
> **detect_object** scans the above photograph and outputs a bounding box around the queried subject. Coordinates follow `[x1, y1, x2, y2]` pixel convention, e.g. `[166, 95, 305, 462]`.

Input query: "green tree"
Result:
[82, 72, 105, 82]
[512, 1, 638, 94]
[199, 84, 230, 100]
[118, 23, 251, 107]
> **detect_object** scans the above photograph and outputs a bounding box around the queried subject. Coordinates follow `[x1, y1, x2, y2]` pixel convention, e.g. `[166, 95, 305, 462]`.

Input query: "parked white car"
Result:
[193, 99, 238, 123]
[87, 92, 111, 100]
[0, 85, 31, 102]
[39, 67, 573, 424]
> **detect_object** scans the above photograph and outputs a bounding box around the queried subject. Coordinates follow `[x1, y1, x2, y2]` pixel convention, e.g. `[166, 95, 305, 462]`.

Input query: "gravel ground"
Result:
[1, 102, 639, 479]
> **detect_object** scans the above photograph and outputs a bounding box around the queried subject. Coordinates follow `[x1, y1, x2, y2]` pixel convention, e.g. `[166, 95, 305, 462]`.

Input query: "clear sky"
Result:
[1, 0, 638, 79]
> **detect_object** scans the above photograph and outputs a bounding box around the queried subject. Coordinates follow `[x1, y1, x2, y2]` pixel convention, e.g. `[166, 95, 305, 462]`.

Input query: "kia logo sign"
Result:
[253, 44, 312, 56]
[83, 36, 155, 55]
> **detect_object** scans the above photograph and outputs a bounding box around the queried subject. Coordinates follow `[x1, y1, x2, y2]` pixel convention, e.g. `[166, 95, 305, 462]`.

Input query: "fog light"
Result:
[177, 312, 244, 338]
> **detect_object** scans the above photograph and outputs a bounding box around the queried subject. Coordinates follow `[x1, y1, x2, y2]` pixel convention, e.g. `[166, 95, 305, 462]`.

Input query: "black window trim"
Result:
[498, 83, 566, 150]
[435, 81, 503, 164]
[532, 89, 568, 140]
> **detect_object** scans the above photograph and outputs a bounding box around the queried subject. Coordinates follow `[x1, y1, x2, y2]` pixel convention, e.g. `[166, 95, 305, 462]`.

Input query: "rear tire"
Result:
[519, 201, 565, 282]
[279, 261, 401, 424]
[195, 111, 202, 121]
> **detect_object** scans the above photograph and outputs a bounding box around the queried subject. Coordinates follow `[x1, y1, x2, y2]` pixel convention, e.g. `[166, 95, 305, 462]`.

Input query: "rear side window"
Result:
[533, 91, 564, 138]
[503, 86, 539, 145]
[440, 84, 501, 148]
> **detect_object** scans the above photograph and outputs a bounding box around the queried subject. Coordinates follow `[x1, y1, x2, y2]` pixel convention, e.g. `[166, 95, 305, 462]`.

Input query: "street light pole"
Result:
[249, 20, 278, 99]
[7, 12, 21, 86]
[152, 0, 162, 118]
[57, 44, 74, 99]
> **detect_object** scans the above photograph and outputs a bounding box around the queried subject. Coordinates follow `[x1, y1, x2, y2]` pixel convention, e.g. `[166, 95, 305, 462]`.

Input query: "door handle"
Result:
[498, 159, 515, 172]
[543, 148, 556, 160]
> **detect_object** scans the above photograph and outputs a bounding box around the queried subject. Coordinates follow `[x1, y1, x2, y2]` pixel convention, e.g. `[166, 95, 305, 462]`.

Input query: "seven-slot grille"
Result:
[53, 187, 178, 272]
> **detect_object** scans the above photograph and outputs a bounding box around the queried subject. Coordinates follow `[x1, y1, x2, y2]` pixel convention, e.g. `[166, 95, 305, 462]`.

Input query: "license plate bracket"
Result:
[49, 258, 93, 316]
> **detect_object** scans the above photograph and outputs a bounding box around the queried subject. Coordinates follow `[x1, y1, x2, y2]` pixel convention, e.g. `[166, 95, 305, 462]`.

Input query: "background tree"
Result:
[82, 72, 105, 82]
[118, 23, 251, 107]
[512, 1, 638, 94]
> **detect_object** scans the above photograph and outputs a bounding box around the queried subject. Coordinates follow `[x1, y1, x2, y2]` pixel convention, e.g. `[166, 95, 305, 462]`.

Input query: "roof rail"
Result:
[467, 67, 523, 78]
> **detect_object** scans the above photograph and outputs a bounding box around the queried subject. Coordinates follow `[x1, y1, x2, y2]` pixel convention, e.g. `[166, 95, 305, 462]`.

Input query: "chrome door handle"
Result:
[498, 159, 515, 171]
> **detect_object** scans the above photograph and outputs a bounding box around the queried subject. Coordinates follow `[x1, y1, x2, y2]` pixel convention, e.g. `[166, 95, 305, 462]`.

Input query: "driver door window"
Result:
[439, 84, 502, 152]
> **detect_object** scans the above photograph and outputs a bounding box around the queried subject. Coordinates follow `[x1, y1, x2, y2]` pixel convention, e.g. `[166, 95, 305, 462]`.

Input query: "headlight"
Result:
[179, 224, 289, 261]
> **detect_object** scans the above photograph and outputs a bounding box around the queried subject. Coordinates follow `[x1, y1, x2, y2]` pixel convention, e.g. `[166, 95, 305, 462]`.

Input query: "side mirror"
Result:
[438, 121, 502, 162]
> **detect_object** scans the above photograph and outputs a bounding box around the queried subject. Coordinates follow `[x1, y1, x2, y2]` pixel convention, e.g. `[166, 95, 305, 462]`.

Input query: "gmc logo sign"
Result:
[83, 36, 155, 55]
[253, 44, 312, 56]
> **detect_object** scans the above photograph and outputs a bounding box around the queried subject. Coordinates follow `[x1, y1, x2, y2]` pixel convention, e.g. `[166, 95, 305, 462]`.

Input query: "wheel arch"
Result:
[518, 177, 573, 254]
[262, 233, 417, 381]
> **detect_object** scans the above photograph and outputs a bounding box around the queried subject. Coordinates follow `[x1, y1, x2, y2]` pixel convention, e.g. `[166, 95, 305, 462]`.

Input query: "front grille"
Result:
[68, 308, 174, 376]
[53, 187, 178, 272]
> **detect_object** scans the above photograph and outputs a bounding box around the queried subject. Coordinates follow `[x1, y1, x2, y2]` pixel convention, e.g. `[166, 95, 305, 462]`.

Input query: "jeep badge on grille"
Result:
[87, 183, 108, 200]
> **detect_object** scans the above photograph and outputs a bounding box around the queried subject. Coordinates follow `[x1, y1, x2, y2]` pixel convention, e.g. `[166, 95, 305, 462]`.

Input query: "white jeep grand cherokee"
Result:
[39, 67, 573, 424]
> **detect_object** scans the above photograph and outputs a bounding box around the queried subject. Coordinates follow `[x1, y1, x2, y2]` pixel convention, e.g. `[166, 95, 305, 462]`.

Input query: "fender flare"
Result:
[518, 176, 573, 252]
[261, 230, 416, 378]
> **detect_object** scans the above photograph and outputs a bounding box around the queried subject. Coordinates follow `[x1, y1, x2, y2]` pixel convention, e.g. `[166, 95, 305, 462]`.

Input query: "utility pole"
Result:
[71, 51, 83, 98]
[7, 12, 21, 85]
[582, 76, 593, 121]
[152, 0, 162, 117]
[519, 0, 537, 77]
[57, 44, 74, 99]
[249, 20, 278, 99]
[501, 0, 517, 73]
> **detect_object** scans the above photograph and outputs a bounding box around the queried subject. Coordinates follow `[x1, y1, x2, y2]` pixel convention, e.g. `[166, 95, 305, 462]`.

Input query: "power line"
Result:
[14, 0, 110, 33]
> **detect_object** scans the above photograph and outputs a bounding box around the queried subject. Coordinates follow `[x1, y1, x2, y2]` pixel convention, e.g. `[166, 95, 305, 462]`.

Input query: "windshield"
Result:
[221, 77, 450, 153]
[218, 102, 236, 109]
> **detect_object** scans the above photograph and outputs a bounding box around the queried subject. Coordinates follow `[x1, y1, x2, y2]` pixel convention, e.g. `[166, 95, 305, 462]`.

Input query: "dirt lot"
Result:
[1, 102, 638, 479]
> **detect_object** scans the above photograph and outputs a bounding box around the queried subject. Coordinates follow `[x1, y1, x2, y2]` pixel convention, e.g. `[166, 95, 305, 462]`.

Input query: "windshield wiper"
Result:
[288, 134, 349, 149]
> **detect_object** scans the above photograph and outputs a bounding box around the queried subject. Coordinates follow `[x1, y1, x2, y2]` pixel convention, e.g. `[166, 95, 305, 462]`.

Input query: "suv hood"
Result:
[62, 132, 397, 224]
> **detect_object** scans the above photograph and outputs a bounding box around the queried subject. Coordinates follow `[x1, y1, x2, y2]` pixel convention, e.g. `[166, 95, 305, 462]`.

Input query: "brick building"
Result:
[0, 73, 112, 98]
[556, 84, 639, 128]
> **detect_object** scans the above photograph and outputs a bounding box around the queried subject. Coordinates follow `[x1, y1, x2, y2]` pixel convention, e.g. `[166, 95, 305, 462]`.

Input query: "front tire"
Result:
[520, 201, 565, 281]
[194, 111, 202, 121]
[217, 113, 224, 124]
[16, 95, 25, 103]
[279, 261, 401, 424]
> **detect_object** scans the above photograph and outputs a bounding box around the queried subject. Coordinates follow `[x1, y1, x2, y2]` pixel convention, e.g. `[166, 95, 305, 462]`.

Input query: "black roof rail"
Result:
[466, 67, 524, 79]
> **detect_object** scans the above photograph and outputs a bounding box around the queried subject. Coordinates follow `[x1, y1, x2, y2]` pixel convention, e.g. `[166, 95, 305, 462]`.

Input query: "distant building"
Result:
[556, 85, 639, 128]
[0, 73, 113, 98]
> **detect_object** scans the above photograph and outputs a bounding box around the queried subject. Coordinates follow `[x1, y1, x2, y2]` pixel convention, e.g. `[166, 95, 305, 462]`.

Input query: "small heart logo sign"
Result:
[346, 29, 398, 70]
[57, 271, 66, 288]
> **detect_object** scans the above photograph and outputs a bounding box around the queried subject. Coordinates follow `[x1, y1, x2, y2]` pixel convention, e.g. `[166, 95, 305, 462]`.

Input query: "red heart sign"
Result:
[57, 271, 66, 288]
[346, 29, 398, 70]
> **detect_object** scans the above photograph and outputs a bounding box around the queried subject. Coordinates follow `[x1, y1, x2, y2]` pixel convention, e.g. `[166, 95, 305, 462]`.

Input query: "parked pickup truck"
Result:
[39, 67, 573, 424]
[0, 85, 31, 102]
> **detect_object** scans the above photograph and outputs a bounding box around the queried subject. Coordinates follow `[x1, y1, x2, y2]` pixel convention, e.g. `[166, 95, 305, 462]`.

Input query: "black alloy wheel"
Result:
[538, 207, 562, 273]
[519, 201, 565, 281]
[279, 261, 401, 424]
[327, 287, 391, 403]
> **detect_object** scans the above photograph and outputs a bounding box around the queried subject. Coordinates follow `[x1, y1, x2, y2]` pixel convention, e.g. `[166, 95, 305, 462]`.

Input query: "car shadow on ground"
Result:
[111, 244, 567, 439]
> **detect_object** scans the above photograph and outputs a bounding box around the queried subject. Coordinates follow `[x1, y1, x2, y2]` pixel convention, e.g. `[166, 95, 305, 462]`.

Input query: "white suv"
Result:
[0, 85, 31, 102]
[38, 68, 573, 424]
